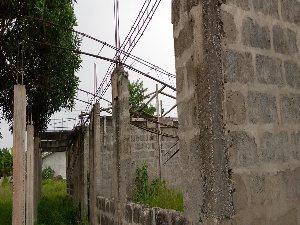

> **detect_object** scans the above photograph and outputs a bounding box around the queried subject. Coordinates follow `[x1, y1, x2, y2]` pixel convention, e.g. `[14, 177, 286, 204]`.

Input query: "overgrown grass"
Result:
[133, 164, 183, 212]
[0, 178, 88, 225]
[36, 179, 89, 225]
[0, 177, 13, 225]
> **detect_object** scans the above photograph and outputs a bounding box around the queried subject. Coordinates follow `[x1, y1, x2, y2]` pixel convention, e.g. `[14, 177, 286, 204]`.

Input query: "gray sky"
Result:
[0, 0, 176, 148]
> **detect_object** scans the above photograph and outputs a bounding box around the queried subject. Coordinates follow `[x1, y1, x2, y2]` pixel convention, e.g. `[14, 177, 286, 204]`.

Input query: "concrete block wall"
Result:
[96, 196, 187, 225]
[221, 0, 300, 224]
[173, 0, 300, 224]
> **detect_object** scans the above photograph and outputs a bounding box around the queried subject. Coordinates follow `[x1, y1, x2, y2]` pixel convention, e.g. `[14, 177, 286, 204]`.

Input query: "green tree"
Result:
[0, 148, 13, 177]
[0, 0, 81, 134]
[129, 79, 156, 118]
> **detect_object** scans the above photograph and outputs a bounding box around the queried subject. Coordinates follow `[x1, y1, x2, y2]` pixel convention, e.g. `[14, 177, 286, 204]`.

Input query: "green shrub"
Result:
[133, 164, 183, 211]
[42, 166, 55, 179]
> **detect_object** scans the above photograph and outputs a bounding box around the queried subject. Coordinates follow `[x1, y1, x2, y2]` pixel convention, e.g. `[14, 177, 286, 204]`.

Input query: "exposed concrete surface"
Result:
[112, 64, 132, 225]
[26, 125, 35, 225]
[12, 85, 26, 225]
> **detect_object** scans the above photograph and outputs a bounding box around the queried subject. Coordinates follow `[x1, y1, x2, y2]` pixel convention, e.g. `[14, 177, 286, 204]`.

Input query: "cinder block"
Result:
[223, 50, 254, 83]
[172, 0, 181, 25]
[273, 25, 298, 55]
[155, 208, 170, 224]
[242, 17, 271, 49]
[125, 203, 132, 222]
[280, 94, 300, 124]
[226, 131, 259, 168]
[284, 60, 300, 89]
[281, 0, 300, 26]
[174, 20, 194, 58]
[225, 90, 246, 125]
[260, 131, 288, 162]
[249, 174, 266, 205]
[232, 174, 248, 212]
[291, 131, 300, 160]
[271, 208, 297, 225]
[226, 0, 250, 10]
[248, 92, 278, 124]
[253, 0, 278, 17]
[256, 55, 283, 86]
[133, 204, 142, 224]
[221, 10, 237, 44]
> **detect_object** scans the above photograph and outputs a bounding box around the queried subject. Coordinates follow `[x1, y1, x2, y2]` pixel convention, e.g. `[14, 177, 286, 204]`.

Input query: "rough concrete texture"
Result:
[97, 197, 188, 225]
[220, 0, 300, 223]
[173, 0, 233, 223]
[172, 0, 300, 223]
[26, 125, 35, 225]
[112, 64, 132, 225]
[12, 85, 26, 225]
[33, 137, 40, 222]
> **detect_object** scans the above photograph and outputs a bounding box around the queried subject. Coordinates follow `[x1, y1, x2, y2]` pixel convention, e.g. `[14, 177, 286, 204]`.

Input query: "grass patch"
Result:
[133, 164, 183, 212]
[0, 178, 88, 225]
[0, 178, 13, 225]
[36, 179, 89, 225]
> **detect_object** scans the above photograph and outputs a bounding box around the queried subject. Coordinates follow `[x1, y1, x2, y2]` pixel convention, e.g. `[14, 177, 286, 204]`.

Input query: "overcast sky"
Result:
[0, 0, 176, 148]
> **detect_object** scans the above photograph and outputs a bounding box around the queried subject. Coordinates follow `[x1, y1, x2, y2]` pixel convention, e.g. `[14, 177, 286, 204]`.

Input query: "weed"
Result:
[0, 179, 89, 225]
[133, 164, 183, 211]
[42, 166, 55, 179]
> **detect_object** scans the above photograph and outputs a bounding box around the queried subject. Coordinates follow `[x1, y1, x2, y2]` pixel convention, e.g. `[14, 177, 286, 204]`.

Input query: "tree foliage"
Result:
[129, 79, 156, 118]
[0, 148, 13, 177]
[0, 0, 81, 133]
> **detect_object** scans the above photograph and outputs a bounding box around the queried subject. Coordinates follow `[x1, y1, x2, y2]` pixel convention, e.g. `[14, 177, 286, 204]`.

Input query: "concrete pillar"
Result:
[12, 85, 26, 225]
[26, 125, 34, 225]
[172, 1, 233, 223]
[33, 137, 40, 222]
[112, 64, 132, 224]
[88, 114, 95, 224]
[93, 103, 101, 224]
[37, 143, 42, 203]
[82, 128, 89, 220]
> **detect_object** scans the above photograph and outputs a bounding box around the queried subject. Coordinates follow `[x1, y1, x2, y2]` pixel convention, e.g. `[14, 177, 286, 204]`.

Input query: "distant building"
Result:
[42, 152, 66, 179]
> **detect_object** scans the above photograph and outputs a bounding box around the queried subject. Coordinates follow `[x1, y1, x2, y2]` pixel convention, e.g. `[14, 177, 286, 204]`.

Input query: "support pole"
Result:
[26, 125, 34, 225]
[112, 64, 132, 224]
[88, 113, 95, 224]
[93, 103, 101, 225]
[82, 129, 89, 220]
[156, 84, 162, 180]
[12, 85, 26, 225]
[33, 137, 40, 222]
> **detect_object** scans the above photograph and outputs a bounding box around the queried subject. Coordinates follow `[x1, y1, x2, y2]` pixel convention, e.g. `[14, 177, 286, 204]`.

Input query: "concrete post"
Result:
[12, 85, 26, 225]
[93, 103, 101, 224]
[172, 1, 233, 223]
[112, 64, 132, 224]
[82, 128, 89, 220]
[88, 114, 95, 224]
[33, 137, 40, 222]
[37, 142, 42, 203]
[26, 125, 34, 225]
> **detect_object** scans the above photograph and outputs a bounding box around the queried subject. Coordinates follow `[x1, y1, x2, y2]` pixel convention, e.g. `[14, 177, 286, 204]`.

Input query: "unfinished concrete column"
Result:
[82, 128, 89, 220]
[37, 143, 42, 203]
[112, 64, 132, 224]
[93, 103, 101, 224]
[88, 113, 95, 224]
[12, 85, 26, 225]
[172, 1, 233, 223]
[33, 137, 40, 222]
[26, 125, 34, 225]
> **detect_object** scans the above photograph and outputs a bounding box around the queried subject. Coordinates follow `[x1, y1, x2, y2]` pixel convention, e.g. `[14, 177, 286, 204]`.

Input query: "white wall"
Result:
[42, 152, 66, 179]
